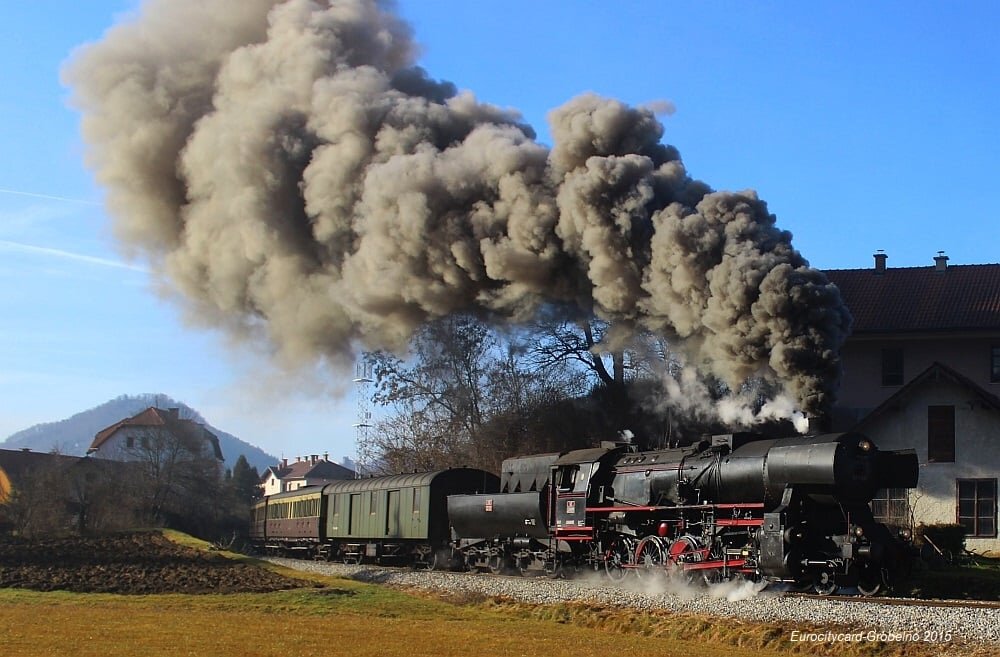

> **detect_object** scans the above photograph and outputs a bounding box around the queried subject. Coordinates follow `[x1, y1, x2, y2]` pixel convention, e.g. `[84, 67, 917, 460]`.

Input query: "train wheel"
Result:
[813, 570, 837, 595]
[427, 549, 448, 571]
[857, 565, 884, 597]
[666, 535, 705, 585]
[487, 554, 505, 575]
[791, 578, 813, 592]
[634, 536, 666, 580]
[700, 569, 723, 586]
[544, 557, 563, 579]
[604, 536, 635, 581]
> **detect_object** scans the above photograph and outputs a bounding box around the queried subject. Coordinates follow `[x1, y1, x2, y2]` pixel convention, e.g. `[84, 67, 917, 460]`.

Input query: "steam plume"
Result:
[64, 0, 851, 418]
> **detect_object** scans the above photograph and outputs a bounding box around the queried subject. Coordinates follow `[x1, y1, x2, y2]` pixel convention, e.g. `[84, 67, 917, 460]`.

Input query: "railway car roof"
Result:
[553, 447, 613, 465]
[320, 468, 487, 493]
[263, 485, 325, 501]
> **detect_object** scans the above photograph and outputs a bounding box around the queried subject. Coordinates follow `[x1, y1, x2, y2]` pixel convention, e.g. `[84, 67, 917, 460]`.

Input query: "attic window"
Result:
[927, 405, 955, 463]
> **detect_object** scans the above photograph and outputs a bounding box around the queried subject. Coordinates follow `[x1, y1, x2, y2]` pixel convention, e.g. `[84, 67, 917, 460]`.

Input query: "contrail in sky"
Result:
[0, 239, 147, 273]
[0, 188, 101, 206]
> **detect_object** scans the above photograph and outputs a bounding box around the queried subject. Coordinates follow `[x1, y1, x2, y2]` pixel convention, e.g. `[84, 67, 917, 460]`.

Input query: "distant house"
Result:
[88, 407, 224, 464]
[825, 254, 1000, 553]
[261, 454, 355, 496]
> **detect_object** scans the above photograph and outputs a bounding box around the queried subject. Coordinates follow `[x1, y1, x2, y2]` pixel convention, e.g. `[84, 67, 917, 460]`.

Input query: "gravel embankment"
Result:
[268, 558, 1000, 645]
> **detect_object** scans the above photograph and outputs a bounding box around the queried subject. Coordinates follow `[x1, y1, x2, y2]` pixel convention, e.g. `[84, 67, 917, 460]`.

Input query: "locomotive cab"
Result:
[551, 447, 621, 533]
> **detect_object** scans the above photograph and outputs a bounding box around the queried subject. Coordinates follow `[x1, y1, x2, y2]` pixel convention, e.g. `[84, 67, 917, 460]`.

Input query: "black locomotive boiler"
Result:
[448, 431, 918, 594]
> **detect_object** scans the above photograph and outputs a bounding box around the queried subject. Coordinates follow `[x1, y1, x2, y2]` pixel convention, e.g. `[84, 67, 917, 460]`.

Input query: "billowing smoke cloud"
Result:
[64, 0, 851, 419]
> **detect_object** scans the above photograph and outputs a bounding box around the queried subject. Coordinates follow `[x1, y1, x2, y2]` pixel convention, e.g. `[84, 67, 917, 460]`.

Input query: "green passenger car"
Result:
[323, 468, 498, 565]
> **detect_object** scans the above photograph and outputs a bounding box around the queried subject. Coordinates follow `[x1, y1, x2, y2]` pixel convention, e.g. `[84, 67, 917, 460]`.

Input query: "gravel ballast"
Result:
[268, 558, 1000, 645]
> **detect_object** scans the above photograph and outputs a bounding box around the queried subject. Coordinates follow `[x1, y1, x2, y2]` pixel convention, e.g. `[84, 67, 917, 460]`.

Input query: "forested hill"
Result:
[1, 393, 277, 472]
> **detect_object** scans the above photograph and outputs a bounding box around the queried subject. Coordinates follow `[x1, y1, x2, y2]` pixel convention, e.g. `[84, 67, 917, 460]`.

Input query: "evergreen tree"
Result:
[230, 455, 261, 504]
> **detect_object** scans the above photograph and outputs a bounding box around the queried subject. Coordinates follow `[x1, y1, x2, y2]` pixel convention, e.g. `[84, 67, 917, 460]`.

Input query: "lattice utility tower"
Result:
[352, 360, 374, 478]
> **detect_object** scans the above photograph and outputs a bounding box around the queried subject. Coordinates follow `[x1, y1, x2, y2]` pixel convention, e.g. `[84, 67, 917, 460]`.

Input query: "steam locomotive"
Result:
[250, 431, 918, 595]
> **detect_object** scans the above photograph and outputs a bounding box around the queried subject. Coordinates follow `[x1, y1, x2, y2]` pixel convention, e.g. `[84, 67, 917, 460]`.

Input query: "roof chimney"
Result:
[873, 250, 887, 274]
[323, 452, 329, 462]
[934, 251, 949, 271]
[281, 458, 288, 468]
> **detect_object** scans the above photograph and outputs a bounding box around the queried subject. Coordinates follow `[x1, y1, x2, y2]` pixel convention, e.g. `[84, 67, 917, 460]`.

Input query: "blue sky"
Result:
[1, 1, 997, 461]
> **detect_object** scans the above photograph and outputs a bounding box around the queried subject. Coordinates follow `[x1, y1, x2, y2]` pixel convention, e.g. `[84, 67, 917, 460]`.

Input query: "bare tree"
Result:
[522, 317, 684, 446]
[366, 316, 496, 471]
[116, 426, 222, 533]
[366, 315, 605, 472]
[3, 465, 64, 538]
[368, 402, 465, 473]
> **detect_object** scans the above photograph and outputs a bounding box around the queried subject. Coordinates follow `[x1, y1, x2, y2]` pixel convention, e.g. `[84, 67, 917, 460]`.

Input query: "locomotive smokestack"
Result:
[806, 416, 831, 435]
[64, 0, 852, 423]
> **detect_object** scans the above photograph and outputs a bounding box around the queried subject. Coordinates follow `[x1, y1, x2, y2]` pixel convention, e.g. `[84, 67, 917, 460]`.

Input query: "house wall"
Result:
[262, 474, 284, 496]
[838, 335, 999, 414]
[859, 378, 1000, 554]
[92, 427, 215, 464]
[263, 476, 346, 496]
[90, 433, 140, 461]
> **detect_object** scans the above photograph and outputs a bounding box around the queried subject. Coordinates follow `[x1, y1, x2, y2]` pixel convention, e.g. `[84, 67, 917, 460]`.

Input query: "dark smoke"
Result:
[64, 0, 851, 421]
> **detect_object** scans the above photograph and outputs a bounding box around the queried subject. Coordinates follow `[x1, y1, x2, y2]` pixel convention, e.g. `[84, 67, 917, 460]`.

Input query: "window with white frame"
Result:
[871, 487, 910, 528]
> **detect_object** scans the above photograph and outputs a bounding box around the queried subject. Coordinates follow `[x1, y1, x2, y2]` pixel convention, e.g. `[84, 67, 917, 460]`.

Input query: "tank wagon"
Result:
[447, 432, 918, 594]
[250, 467, 498, 567]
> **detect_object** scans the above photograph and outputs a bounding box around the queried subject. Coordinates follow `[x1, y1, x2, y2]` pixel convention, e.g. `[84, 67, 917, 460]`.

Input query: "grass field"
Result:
[0, 573, 991, 657]
[0, 531, 994, 657]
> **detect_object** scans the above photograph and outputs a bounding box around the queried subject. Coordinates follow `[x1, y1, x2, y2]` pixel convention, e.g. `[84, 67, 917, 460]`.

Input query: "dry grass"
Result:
[0, 581, 993, 657]
[0, 587, 754, 657]
[0, 531, 992, 657]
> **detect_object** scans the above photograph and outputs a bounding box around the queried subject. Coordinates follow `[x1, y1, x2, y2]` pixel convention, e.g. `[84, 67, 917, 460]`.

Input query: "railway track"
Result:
[269, 557, 1000, 644]
[779, 590, 1000, 609]
[279, 551, 1000, 609]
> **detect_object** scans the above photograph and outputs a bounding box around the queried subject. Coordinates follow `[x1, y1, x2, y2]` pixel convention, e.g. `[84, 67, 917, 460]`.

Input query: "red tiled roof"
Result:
[824, 264, 1000, 334]
[90, 407, 223, 461]
[264, 459, 355, 481]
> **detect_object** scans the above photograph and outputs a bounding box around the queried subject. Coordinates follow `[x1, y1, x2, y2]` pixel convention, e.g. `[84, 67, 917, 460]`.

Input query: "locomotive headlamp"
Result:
[854, 525, 865, 537]
[857, 439, 873, 452]
[899, 528, 913, 541]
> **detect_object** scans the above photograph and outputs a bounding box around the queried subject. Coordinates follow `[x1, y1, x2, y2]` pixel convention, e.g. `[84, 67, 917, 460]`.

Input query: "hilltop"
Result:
[0, 394, 277, 472]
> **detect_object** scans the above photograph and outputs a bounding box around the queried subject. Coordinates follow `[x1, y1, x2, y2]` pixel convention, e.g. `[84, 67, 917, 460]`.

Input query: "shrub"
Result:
[916, 523, 967, 559]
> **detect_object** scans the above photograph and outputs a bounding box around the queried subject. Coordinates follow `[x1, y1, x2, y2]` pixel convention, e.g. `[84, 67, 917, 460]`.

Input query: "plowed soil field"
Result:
[0, 532, 310, 594]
